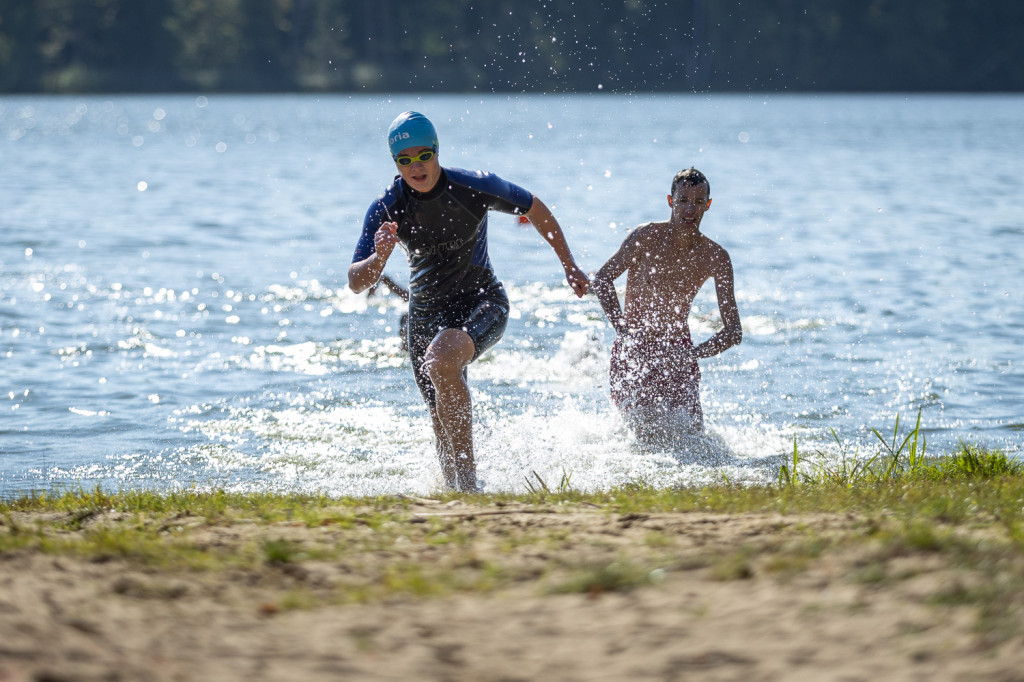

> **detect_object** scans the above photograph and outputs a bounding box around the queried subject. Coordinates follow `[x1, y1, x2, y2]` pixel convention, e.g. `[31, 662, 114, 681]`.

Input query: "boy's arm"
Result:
[348, 222, 400, 293]
[525, 197, 589, 298]
[591, 233, 640, 336]
[691, 248, 742, 360]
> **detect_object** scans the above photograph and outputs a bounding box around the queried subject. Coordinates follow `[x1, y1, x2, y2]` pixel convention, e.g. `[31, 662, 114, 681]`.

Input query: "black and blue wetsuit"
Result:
[352, 167, 534, 406]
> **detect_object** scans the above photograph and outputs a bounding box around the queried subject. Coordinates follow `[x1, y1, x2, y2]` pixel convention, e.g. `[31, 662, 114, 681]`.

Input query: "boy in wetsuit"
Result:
[591, 167, 741, 445]
[348, 111, 589, 492]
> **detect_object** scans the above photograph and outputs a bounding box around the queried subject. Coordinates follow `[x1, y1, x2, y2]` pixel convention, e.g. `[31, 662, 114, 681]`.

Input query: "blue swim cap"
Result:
[387, 111, 438, 157]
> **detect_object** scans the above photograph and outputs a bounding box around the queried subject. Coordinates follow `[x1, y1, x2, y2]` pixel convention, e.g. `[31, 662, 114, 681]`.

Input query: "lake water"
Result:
[2, 93, 1022, 498]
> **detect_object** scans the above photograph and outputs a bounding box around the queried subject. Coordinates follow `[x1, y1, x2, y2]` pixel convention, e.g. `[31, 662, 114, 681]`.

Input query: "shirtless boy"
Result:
[591, 167, 742, 443]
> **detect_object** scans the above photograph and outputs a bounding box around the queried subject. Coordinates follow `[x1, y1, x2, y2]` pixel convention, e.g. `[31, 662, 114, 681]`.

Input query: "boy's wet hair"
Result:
[671, 167, 710, 197]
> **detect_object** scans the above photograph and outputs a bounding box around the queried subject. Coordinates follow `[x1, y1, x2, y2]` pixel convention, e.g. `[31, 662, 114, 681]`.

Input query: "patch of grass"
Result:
[2, 487, 394, 527]
[775, 411, 1019, 492]
[371, 558, 503, 598]
[762, 536, 829, 577]
[256, 589, 321, 614]
[929, 442, 1022, 480]
[643, 530, 673, 549]
[851, 562, 888, 585]
[277, 589, 319, 611]
[0, 519, 230, 570]
[263, 538, 301, 564]
[547, 559, 657, 595]
[779, 411, 930, 487]
[523, 469, 576, 497]
[709, 546, 756, 581]
[900, 522, 947, 552]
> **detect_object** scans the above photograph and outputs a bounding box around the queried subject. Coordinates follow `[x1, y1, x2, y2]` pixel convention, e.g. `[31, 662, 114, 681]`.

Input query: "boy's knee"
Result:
[423, 330, 474, 384]
[422, 349, 462, 384]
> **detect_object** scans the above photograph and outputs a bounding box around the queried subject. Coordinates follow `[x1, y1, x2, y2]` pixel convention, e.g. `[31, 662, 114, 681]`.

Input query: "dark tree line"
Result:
[1, 0, 1021, 93]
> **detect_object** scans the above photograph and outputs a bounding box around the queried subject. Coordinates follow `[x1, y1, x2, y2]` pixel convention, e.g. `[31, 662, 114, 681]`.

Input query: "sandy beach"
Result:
[2, 497, 1022, 681]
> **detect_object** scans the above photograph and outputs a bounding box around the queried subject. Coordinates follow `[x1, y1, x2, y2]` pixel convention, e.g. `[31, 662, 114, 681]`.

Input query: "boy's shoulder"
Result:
[612, 222, 660, 261]
[697, 233, 731, 256]
[628, 220, 666, 234]
[624, 220, 667, 243]
[694, 231, 720, 246]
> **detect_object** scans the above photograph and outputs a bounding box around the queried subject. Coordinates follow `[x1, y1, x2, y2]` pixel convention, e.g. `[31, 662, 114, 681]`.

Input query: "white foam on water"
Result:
[475, 328, 608, 390]
[174, 400, 442, 497]
[152, 387, 790, 497]
[133, 323, 809, 496]
[472, 399, 786, 492]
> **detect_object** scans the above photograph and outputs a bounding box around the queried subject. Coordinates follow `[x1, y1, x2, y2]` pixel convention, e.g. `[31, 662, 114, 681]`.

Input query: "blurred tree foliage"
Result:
[0, 0, 1021, 93]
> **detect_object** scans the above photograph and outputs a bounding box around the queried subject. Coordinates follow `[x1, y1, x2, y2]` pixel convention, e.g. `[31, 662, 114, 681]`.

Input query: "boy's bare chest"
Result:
[632, 246, 710, 296]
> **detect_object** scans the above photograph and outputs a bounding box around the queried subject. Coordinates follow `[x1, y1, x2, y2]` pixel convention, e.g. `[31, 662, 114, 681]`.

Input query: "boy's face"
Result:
[395, 145, 442, 193]
[668, 182, 712, 228]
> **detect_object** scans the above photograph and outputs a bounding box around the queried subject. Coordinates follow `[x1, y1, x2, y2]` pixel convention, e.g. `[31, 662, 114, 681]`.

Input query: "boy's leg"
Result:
[676, 356, 703, 433]
[611, 336, 705, 439]
[429, 407, 458, 490]
[409, 317, 464, 490]
[681, 382, 704, 433]
[411, 290, 507, 492]
[423, 329, 477, 490]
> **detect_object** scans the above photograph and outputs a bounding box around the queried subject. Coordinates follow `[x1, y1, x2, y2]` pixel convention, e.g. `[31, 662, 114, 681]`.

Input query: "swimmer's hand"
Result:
[374, 222, 400, 258]
[563, 261, 589, 298]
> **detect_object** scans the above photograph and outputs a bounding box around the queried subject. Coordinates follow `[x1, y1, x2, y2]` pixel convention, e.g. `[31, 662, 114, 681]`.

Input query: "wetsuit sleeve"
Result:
[352, 198, 389, 263]
[453, 169, 534, 215]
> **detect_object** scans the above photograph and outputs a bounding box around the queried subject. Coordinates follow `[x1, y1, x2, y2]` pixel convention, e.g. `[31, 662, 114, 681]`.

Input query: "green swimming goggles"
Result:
[393, 147, 437, 166]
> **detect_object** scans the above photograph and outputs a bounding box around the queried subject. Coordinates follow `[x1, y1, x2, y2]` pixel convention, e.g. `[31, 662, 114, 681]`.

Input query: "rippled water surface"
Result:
[2, 93, 1021, 497]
